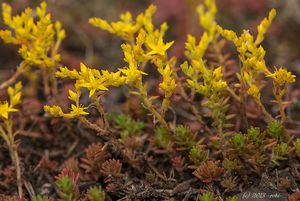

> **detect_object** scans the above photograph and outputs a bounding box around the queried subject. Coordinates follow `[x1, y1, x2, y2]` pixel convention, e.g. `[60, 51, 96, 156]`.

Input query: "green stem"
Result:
[138, 82, 169, 129]
[239, 70, 249, 128]
[227, 86, 240, 102]
[78, 116, 108, 135]
[177, 82, 213, 135]
[256, 99, 274, 122]
[49, 68, 58, 96]
[91, 94, 109, 129]
[276, 92, 286, 123]
[5, 119, 23, 198]
[42, 68, 50, 97]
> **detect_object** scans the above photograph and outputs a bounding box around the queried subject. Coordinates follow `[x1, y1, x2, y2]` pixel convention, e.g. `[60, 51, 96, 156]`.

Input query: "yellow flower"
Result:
[44, 104, 88, 119]
[211, 67, 227, 92]
[120, 44, 147, 85]
[146, 36, 174, 56]
[56, 67, 79, 79]
[247, 85, 260, 99]
[267, 67, 296, 86]
[158, 64, 176, 98]
[44, 105, 64, 117]
[89, 5, 156, 41]
[213, 66, 223, 80]
[68, 89, 78, 103]
[119, 67, 146, 85]
[70, 104, 88, 117]
[218, 9, 276, 76]
[57, 63, 126, 97]
[8, 82, 22, 107]
[217, 26, 237, 42]
[79, 70, 109, 97]
[0, 102, 18, 119]
[212, 80, 227, 92]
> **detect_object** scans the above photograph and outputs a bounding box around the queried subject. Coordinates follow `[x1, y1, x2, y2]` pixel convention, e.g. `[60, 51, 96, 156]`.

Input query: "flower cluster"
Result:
[45, 5, 176, 129]
[267, 67, 296, 122]
[0, 2, 65, 68]
[56, 63, 125, 97]
[267, 67, 296, 87]
[89, 6, 152, 42]
[217, 8, 294, 122]
[217, 9, 276, 100]
[45, 64, 127, 133]
[181, 0, 228, 131]
[197, 0, 217, 38]
[0, 1, 299, 200]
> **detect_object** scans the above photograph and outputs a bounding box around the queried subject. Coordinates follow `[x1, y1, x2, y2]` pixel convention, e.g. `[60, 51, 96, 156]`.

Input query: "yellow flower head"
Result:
[211, 67, 227, 92]
[158, 64, 176, 98]
[0, 82, 22, 120]
[146, 36, 174, 56]
[197, 0, 217, 37]
[69, 104, 88, 117]
[0, 2, 65, 68]
[89, 5, 156, 41]
[218, 9, 277, 77]
[267, 67, 296, 87]
[0, 102, 18, 119]
[247, 85, 260, 99]
[57, 63, 126, 97]
[119, 44, 147, 85]
[44, 104, 88, 119]
[44, 105, 64, 117]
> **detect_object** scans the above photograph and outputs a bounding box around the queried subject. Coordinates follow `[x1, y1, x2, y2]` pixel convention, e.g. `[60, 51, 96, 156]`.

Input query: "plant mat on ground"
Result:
[0, 1, 299, 201]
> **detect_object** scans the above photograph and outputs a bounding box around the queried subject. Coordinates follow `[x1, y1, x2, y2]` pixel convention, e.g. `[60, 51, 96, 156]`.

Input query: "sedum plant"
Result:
[271, 142, 290, 165]
[44, 63, 125, 134]
[193, 160, 224, 183]
[0, 2, 65, 95]
[45, 5, 176, 130]
[267, 67, 296, 122]
[189, 145, 209, 166]
[114, 114, 145, 140]
[89, 5, 176, 128]
[154, 126, 172, 149]
[217, 9, 295, 124]
[43, 0, 296, 137]
[0, 82, 23, 198]
[55, 168, 80, 201]
[181, 0, 229, 134]
[86, 186, 105, 201]
[198, 192, 216, 201]
[174, 125, 197, 149]
[267, 120, 285, 141]
[0, 0, 299, 200]
[295, 139, 300, 159]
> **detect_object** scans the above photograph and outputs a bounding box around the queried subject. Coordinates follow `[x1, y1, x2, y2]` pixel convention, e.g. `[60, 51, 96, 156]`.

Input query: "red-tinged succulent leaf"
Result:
[193, 161, 224, 183]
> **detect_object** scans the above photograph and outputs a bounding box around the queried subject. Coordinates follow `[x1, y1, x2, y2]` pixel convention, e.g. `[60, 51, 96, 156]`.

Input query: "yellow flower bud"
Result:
[267, 67, 296, 86]
[247, 85, 260, 99]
